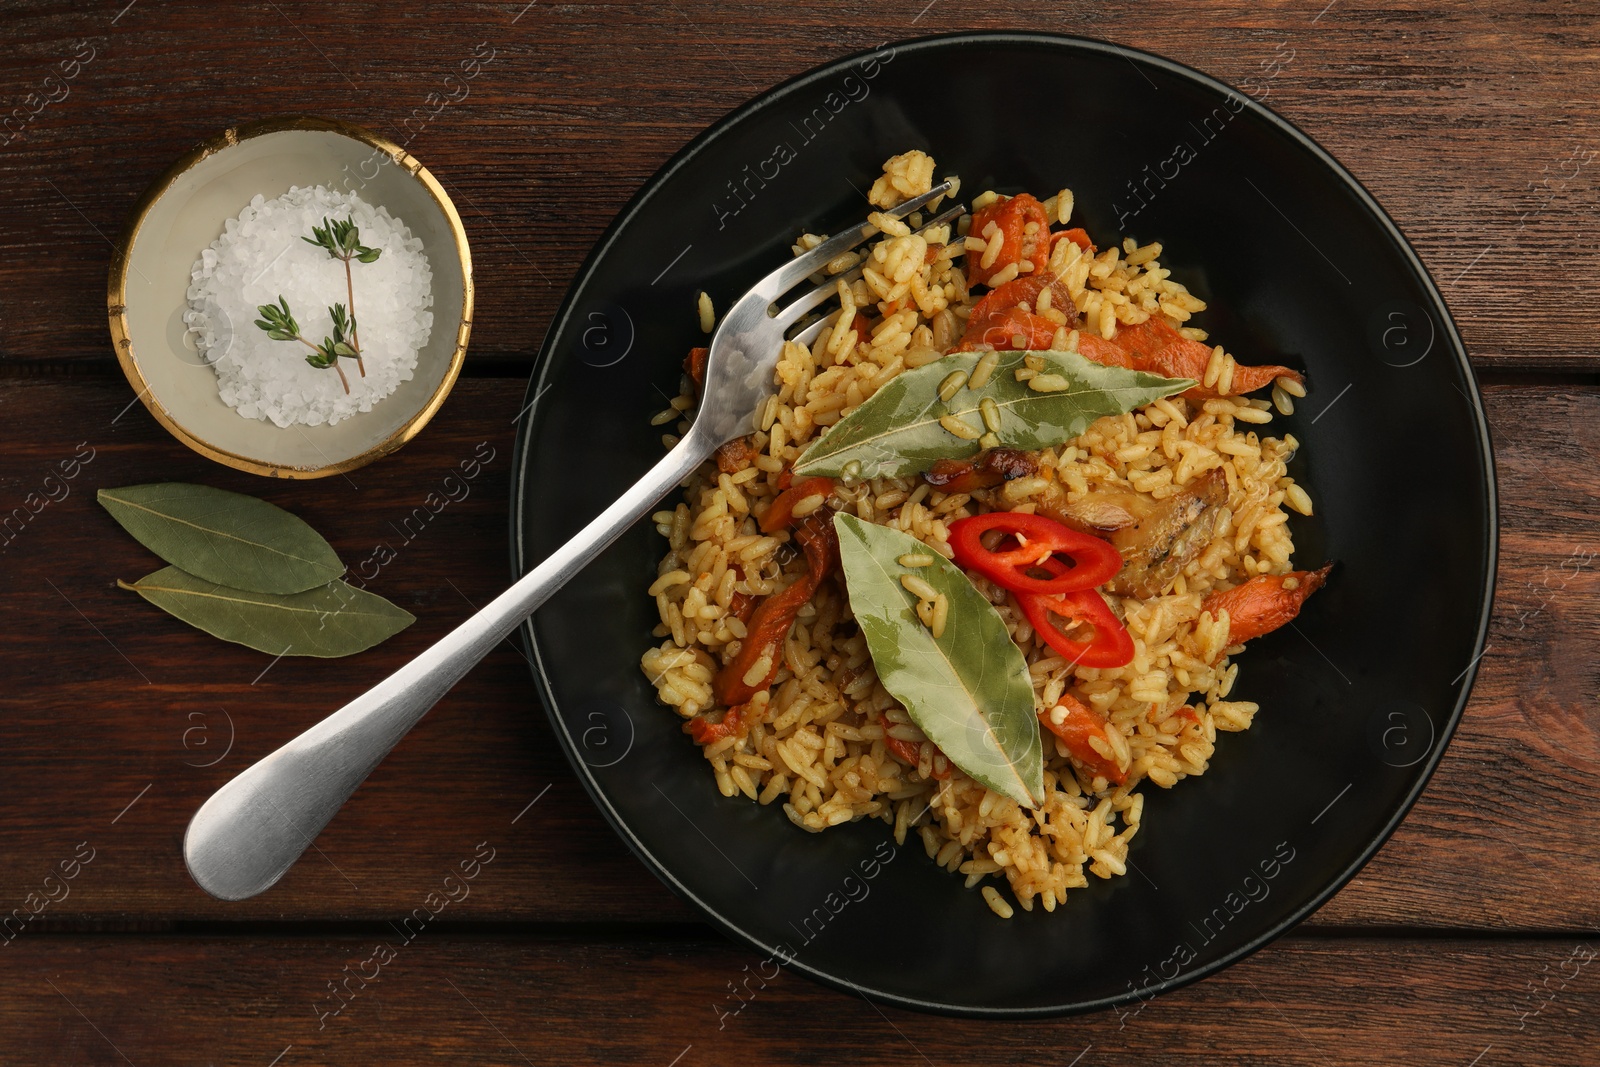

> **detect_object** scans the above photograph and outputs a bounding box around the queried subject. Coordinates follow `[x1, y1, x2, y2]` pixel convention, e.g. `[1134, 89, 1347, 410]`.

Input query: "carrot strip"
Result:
[883, 735, 952, 779]
[954, 274, 1077, 352]
[688, 704, 745, 745]
[1076, 316, 1303, 398]
[1202, 563, 1333, 649]
[760, 477, 833, 534]
[712, 513, 839, 706]
[1038, 694, 1127, 784]
[966, 193, 1052, 288]
[1051, 227, 1094, 254]
[683, 346, 709, 390]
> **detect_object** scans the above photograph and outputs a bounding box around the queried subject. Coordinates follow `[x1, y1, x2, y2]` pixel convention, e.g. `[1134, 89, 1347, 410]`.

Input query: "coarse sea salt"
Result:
[184, 184, 434, 428]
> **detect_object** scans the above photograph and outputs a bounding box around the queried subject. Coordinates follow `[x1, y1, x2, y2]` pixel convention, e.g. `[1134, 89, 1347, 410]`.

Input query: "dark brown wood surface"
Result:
[5, 936, 1597, 1066]
[2, 0, 1599, 369]
[2, 1, 1597, 1063]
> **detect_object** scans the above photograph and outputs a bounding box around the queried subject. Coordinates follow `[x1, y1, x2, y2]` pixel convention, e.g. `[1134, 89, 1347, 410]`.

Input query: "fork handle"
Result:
[184, 434, 713, 901]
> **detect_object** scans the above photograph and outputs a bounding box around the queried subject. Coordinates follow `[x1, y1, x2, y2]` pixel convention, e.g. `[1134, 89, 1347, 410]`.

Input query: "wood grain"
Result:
[2, 4, 1598, 1053]
[3, 934, 1596, 1065]
[0, 377, 1594, 932]
[1, 1, 1596, 368]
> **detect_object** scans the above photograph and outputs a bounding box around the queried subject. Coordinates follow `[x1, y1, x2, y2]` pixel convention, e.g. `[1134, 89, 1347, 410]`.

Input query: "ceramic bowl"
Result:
[108, 115, 473, 478]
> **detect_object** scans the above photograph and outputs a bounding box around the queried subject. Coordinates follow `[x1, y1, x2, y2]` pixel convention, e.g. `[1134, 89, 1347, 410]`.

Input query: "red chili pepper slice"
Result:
[948, 511, 1122, 595]
[760, 477, 833, 533]
[1016, 587, 1135, 669]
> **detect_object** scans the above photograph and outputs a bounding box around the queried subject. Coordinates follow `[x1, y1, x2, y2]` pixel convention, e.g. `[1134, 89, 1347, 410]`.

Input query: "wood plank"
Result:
[1, 1, 1596, 368]
[0, 374, 690, 925]
[0, 376, 1593, 931]
[1, 934, 1595, 1064]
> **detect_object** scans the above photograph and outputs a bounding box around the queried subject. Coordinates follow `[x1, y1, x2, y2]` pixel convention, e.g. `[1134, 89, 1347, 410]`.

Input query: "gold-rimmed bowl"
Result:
[108, 115, 473, 479]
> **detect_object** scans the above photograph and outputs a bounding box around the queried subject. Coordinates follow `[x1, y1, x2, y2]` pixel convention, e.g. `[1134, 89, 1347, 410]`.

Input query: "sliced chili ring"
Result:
[1017, 587, 1135, 669]
[948, 511, 1122, 594]
[1013, 553, 1121, 596]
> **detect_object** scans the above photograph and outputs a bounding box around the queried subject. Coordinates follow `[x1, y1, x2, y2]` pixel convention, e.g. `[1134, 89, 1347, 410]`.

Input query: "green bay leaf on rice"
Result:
[832, 512, 1043, 808]
[118, 565, 413, 658]
[793, 349, 1193, 480]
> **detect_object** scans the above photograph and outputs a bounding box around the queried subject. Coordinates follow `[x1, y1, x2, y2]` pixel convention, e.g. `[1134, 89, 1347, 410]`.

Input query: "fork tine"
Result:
[789, 316, 831, 349]
[778, 269, 863, 334]
[695, 180, 960, 448]
[774, 204, 965, 334]
[753, 180, 955, 302]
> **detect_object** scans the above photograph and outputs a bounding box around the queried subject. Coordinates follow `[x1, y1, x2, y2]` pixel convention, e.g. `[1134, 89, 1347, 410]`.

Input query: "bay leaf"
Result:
[794, 349, 1193, 479]
[832, 513, 1043, 808]
[98, 483, 343, 595]
[118, 565, 413, 658]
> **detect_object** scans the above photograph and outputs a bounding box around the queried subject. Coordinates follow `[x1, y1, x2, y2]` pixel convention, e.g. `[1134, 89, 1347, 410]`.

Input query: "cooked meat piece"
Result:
[1035, 468, 1229, 597]
[715, 435, 759, 474]
[1103, 467, 1229, 598]
[1036, 485, 1146, 539]
[922, 448, 1037, 494]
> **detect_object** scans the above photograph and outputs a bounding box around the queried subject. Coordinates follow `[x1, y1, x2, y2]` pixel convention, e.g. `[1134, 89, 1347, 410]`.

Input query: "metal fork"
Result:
[183, 180, 962, 901]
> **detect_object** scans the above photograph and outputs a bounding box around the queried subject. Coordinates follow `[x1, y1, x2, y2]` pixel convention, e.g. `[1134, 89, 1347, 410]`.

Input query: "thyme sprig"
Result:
[303, 216, 382, 377]
[253, 216, 384, 393]
[253, 295, 355, 394]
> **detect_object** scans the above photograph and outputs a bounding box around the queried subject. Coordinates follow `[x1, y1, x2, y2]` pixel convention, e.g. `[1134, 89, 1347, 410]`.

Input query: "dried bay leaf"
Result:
[98, 483, 342, 595]
[794, 349, 1193, 480]
[833, 513, 1043, 808]
[118, 566, 413, 658]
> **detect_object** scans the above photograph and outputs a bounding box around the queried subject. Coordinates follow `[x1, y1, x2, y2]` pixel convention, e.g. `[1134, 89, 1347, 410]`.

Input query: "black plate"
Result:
[510, 32, 1496, 1016]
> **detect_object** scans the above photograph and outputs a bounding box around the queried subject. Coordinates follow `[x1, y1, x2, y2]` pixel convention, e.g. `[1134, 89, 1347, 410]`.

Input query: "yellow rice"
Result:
[640, 151, 1311, 916]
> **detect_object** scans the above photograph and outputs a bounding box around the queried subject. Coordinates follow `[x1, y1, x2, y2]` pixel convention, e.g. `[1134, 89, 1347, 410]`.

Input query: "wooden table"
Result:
[2, 2, 1596, 1063]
